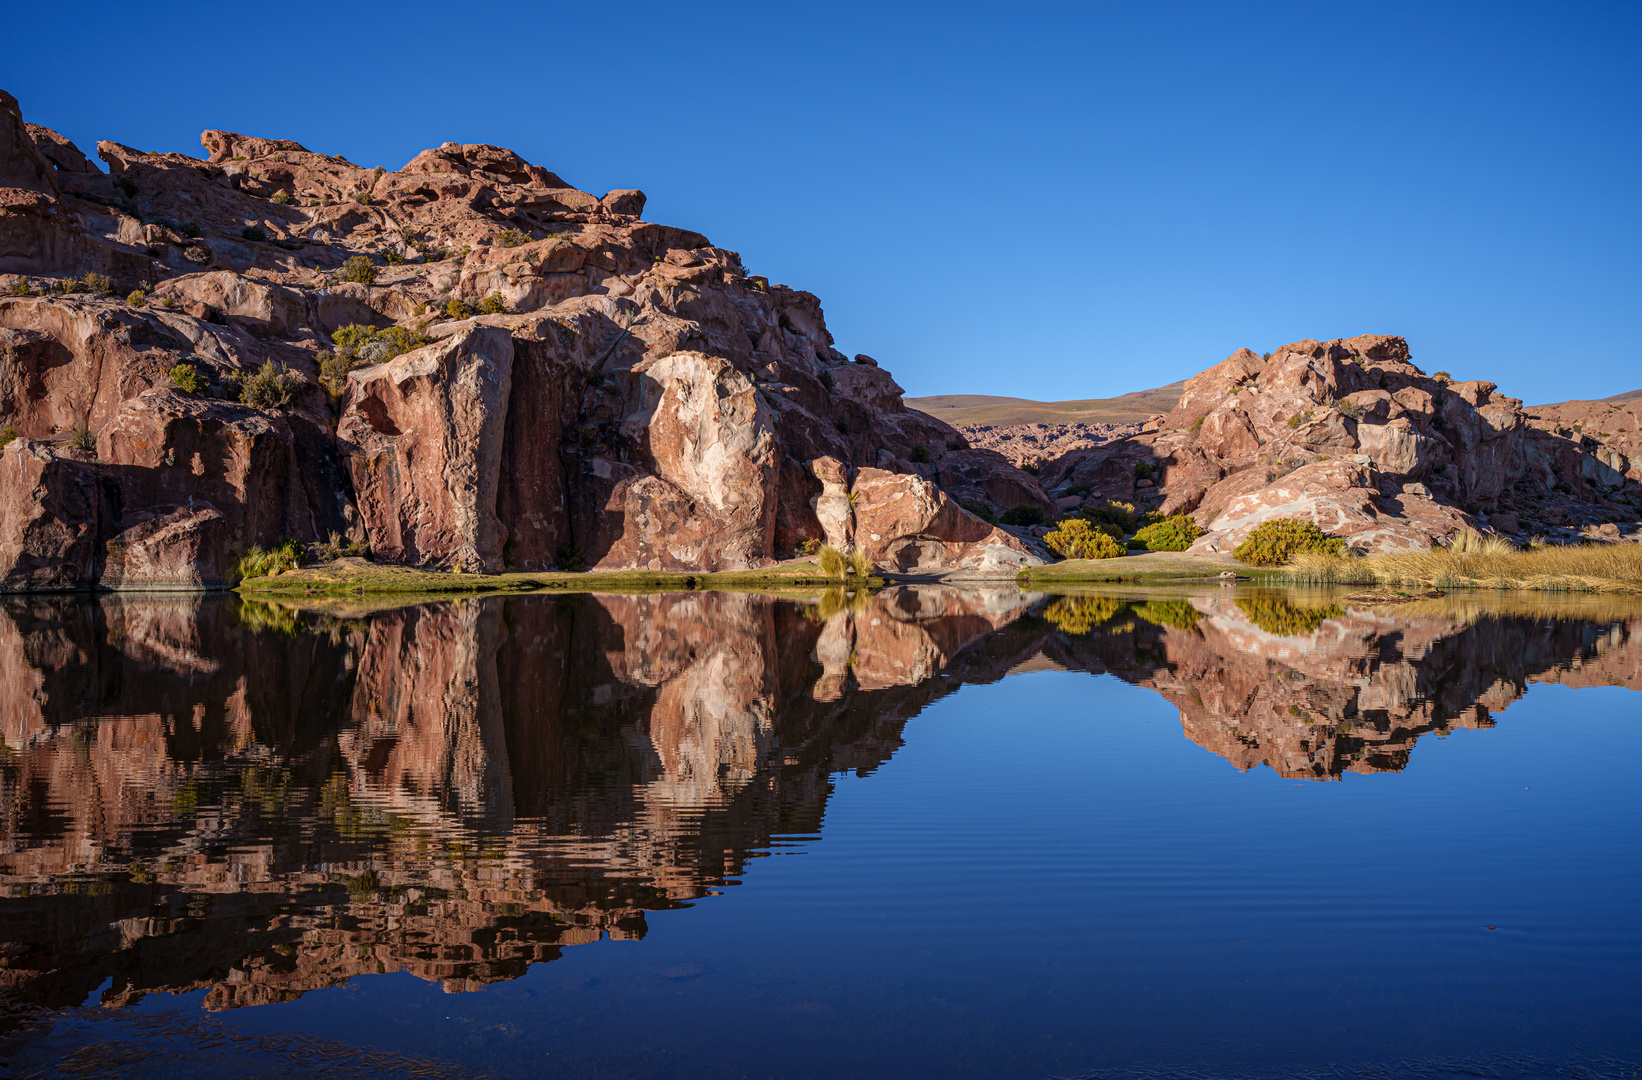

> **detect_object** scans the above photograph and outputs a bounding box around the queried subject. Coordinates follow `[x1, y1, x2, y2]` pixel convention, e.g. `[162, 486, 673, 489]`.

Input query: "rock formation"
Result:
[0, 89, 1049, 588]
[1038, 335, 1642, 552]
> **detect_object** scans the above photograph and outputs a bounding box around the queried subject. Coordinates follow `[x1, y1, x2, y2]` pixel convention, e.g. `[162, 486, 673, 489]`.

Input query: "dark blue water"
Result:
[1, 588, 1638, 1079]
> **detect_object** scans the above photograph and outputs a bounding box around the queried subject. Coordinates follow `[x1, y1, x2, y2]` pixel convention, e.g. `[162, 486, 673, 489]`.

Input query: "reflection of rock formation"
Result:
[3, 586, 1637, 1020]
[0, 586, 1039, 1017]
[1044, 590, 1642, 779]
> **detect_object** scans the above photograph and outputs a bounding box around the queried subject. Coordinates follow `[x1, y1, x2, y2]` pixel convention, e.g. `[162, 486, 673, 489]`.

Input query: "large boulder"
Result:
[849, 468, 1043, 575]
[0, 439, 100, 590]
[338, 325, 514, 572]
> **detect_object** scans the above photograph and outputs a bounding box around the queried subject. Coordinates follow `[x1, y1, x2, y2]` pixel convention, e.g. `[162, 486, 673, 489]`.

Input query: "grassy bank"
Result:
[237, 557, 884, 597]
[1019, 550, 1251, 585]
[1279, 544, 1642, 593]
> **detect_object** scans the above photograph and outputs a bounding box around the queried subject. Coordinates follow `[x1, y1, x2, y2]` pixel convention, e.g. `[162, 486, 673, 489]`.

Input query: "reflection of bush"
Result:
[1130, 599, 1200, 631]
[234, 598, 304, 636]
[1235, 592, 1343, 636]
[1044, 595, 1125, 634]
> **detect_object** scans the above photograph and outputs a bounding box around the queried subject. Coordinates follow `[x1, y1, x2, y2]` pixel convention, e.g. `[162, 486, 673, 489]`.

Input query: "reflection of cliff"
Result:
[0, 587, 1040, 1016]
[1042, 590, 1642, 779]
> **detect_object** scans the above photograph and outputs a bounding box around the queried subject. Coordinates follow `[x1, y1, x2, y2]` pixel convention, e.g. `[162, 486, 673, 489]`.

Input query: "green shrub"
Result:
[959, 500, 997, 524]
[9, 276, 31, 296]
[446, 298, 472, 320]
[1335, 398, 1364, 420]
[848, 548, 874, 578]
[1000, 504, 1045, 527]
[1235, 591, 1343, 636]
[351, 192, 372, 205]
[339, 255, 378, 284]
[817, 370, 834, 391]
[271, 190, 291, 205]
[1286, 410, 1314, 429]
[81, 272, 112, 295]
[310, 531, 369, 561]
[235, 539, 304, 580]
[1131, 515, 1205, 552]
[496, 228, 529, 248]
[235, 360, 303, 410]
[555, 545, 587, 572]
[1020, 460, 1040, 475]
[1232, 517, 1346, 566]
[67, 423, 96, 452]
[168, 364, 208, 394]
[241, 226, 267, 242]
[909, 443, 930, 463]
[115, 175, 137, 197]
[1432, 371, 1452, 384]
[382, 248, 405, 265]
[1044, 518, 1125, 560]
[319, 352, 356, 398]
[1084, 500, 1151, 534]
[126, 289, 146, 307]
[56, 277, 75, 295]
[479, 293, 505, 315]
[817, 543, 846, 578]
[0, 426, 17, 448]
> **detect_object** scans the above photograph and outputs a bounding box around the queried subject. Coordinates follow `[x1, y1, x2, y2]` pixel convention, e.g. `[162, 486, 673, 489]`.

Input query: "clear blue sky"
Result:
[7, 1, 1638, 403]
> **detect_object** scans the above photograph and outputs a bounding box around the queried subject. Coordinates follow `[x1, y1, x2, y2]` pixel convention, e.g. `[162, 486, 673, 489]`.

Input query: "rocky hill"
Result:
[1038, 335, 1641, 551]
[0, 90, 1053, 589]
[906, 382, 1184, 426]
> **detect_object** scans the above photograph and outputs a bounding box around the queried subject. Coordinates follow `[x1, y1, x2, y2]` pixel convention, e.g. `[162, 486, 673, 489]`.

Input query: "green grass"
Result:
[1020, 550, 1251, 584]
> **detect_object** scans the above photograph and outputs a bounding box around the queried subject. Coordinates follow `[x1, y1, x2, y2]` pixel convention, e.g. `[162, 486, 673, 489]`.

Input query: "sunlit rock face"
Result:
[0, 587, 1638, 1013]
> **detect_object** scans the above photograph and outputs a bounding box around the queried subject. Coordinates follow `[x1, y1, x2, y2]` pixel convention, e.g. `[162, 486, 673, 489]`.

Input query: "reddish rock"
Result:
[0, 439, 100, 589]
[339, 325, 514, 571]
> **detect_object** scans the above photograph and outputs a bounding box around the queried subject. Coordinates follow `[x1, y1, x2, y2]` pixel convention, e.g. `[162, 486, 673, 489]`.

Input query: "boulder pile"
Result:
[0, 89, 1050, 587]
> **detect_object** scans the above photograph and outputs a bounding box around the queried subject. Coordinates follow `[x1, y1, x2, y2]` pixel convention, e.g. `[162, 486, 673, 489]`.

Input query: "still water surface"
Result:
[0, 586, 1638, 1078]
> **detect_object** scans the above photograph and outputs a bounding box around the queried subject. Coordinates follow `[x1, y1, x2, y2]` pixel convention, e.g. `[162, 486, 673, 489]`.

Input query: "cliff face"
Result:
[1039, 335, 1641, 551]
[3, 588, 1638, 1012]
[0, 90, 1049, 587]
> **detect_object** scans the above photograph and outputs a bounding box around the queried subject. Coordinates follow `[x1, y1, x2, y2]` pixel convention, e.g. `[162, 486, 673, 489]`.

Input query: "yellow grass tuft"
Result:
[1283, 541, 1642, 593]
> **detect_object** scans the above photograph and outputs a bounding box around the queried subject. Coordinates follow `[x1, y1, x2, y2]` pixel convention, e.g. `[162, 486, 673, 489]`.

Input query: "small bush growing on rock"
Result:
[168, 364, 208, 394]
[310, 531, 369, 561]
[67, 423, 96, 452]
[1130, 515, 1205, 552]
[446, 298, 473, 320]
[55, 278, 75, 295]
[0, 426, 17, 448]
[339, 255, 378, 285]
[184, 246, 210, 264]
[555, 545, 587, 572]
[910, 443, 930, 463]
[9, 277, 31, 296]
[126, 289, 146, 307]
[1335, 398, 1364, 420]
[1000, 504, 1045, 527]
[1232, 517, 1346, 566]
[382, 248, 405, 266]
[351, 192, 372, 205]
[203, 304, 227, 324]
[271, 190, 291, 205]
[1286, 410, 1314, 429]
[241, 226, 267, 242]
[817, 370, 834, 391]
[318, 353, 356, 399]
[1020, 461, 1040, 475]
[946, 438, 963, 451]
[479, 293, 505, 315]
[236, 360, 303, 410]
[1045, 519, 1126, 560]
[81, 272, 112, 295]
[1084, 500, 1147, 533]
[497, 228, 529, 248]
[115, 175, 138, 197]
[1432, 371, 1452, 384]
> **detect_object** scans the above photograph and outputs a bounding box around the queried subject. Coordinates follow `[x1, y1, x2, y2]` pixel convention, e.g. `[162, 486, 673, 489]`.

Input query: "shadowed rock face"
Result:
[0, 587, 1637, 1015]
[0, 88, 1048, 584]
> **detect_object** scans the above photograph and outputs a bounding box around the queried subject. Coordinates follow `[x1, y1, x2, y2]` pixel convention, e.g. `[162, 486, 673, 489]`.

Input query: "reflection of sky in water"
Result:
[1, 588, 1639, 1079]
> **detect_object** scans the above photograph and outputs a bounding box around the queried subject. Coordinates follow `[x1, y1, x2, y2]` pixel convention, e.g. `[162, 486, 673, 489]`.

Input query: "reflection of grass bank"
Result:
[238, 556, 885, 599]
[1281, 544, 1642, 593]
[1022, 550, 1249, 584]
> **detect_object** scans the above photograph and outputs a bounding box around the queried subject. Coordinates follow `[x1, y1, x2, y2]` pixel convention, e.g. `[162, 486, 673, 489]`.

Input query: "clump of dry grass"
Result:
[1283, 538, 1642, 593]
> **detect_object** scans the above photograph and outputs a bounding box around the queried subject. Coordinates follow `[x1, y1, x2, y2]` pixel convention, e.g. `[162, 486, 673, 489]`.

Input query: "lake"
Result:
[1, 586, 1638, 1079]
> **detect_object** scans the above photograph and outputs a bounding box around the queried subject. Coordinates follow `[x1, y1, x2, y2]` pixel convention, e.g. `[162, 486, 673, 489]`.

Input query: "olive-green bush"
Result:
[1130, 515, 1205, 552]
[1044, 518, 1125, 560]
[1232, 517, 1346, 566]
[339, 255, 378, 285]
[168, 363, 208, 394]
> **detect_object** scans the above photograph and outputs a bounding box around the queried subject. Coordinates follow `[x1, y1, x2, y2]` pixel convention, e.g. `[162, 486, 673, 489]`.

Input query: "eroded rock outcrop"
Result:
[0, 88, 1049, 584]
[1039, 335, 1642, 552]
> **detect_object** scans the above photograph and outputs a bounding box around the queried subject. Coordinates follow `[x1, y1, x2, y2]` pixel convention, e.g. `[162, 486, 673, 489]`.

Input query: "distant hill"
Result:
[1532, 388, 1642, 408]
[906, 382, 1185, 427]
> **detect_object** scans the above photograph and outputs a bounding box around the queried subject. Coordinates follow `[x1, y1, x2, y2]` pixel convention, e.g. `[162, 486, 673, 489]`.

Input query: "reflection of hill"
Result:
[2, 587, 1638, 1017]
[0, 587, 1039, 1015]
